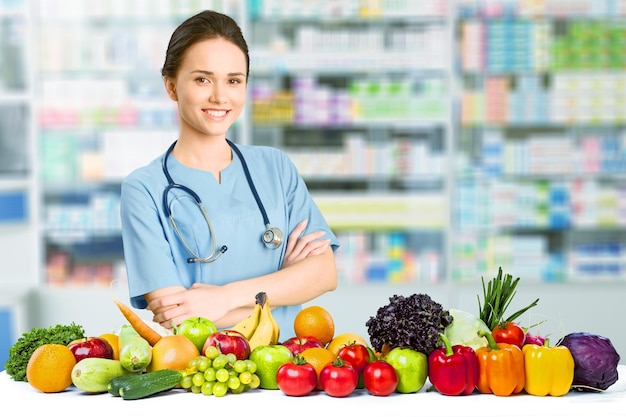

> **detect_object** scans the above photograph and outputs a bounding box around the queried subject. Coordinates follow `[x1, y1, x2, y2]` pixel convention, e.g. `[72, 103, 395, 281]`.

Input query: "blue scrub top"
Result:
[120, 142, 339, 339]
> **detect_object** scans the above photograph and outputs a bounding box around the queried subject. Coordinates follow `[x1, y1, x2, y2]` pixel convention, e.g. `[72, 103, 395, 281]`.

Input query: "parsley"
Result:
[4, 322, 85, 382]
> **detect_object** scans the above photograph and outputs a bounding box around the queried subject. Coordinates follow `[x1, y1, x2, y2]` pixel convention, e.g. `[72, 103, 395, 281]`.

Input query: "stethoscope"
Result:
[162, 139, 284, 263]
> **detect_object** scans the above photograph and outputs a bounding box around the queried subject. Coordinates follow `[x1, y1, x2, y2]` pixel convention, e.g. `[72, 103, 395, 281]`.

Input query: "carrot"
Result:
[113, 297, 162, 347]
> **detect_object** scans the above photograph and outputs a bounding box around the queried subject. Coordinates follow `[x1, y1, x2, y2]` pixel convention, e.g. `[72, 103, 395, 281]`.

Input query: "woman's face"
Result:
[165, 37, 247, 140]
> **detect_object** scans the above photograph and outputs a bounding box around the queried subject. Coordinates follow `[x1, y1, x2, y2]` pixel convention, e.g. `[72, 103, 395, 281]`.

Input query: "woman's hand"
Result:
[147, 284, 231, 329]
[281, 219, 330, 269]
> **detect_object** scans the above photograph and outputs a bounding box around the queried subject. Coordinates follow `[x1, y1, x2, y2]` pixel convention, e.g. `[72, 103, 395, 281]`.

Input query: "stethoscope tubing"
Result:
[161, 139, 282, 260]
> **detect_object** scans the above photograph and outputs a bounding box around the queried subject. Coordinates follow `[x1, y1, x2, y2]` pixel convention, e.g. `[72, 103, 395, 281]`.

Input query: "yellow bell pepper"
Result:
[522, 341, 574, 396]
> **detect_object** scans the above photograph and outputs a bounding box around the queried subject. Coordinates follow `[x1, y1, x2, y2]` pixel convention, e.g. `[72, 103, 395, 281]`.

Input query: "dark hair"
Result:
[161, 10, 249, 79]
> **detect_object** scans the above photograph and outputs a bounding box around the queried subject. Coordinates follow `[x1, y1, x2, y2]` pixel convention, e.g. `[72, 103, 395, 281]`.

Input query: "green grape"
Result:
[196, 355, 211, 372]
[212, 354, 228, 369]
[190, 384, 202, 394]
[180, 374, 194, 390]
[226, 353, 237, 364]
[201, 380, 215, 396]
[204, 345, 220, 359]
[233, 359, 247, 374]
[245, 359, 257, 373]
[185, 357, 200, 374]
[192, 372, 205, 387]
[230, 383, 246, 394]
[249, 374, 261, 389]
[215, 367, 230, 383]
[227, 375, 241, 390]
[203, 367, 217, 382]
[238, 370, 252, 385]
[212, 381, 228, 397]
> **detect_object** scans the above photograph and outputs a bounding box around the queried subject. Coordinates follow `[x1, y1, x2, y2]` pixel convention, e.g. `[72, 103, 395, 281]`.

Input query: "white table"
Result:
[2, 367, 625, 416]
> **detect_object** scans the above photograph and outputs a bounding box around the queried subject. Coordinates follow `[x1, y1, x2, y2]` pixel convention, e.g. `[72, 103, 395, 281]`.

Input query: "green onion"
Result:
[478, 267, 539, 330]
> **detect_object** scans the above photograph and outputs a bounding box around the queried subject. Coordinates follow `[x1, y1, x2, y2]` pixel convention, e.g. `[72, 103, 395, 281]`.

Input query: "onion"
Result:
[557, 332, 621, 392]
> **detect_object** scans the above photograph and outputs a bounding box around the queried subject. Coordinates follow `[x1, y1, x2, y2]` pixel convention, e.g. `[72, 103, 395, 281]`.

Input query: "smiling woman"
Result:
[119, 9, 339, 340]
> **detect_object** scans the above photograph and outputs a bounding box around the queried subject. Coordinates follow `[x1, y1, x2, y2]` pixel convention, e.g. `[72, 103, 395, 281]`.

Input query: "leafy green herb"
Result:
[4, 322, 85, 382]
[478, 267, 539, 330]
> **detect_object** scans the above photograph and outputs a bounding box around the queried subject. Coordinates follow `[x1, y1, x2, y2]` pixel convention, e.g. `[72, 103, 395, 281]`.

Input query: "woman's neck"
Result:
[172, 137, 233, 180]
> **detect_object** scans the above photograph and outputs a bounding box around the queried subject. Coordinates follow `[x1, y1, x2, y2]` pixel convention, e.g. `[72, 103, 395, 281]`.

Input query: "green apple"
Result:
[385, 347, 428, 393]
[249, 344, 293, 389]
[175, 317, 217, 353]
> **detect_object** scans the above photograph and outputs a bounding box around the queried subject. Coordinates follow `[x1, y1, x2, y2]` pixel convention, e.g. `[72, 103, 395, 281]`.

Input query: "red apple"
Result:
[281, 336, 324, 356]
[203, 330, 251, 360]
[68, 336, 114, 362]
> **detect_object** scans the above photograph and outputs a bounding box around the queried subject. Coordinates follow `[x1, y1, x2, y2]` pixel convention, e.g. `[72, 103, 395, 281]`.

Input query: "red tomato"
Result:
[337, 343, 371, 373]
[492, 322, 526, 348]
[362, 360, 398, 396]
[276, 358, 317, 397]
[319, 358, 358, 398]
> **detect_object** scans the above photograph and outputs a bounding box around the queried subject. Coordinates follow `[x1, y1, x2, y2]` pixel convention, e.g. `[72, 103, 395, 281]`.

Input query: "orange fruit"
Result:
[327, 332, 370, 355]
[299, 347, 336, 390]
[147, 334, 200, 372]
[26, 344, 77, 393]
[99, 333, 120, 360]
[293, 305, 335, 346]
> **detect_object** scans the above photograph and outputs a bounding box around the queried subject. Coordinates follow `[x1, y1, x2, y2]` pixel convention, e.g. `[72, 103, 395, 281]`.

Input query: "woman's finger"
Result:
[285, 219, 308, 253]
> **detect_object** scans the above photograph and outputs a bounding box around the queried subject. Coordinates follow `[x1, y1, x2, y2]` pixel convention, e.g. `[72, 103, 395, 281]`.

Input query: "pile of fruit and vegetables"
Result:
[4, 268, 622, 400]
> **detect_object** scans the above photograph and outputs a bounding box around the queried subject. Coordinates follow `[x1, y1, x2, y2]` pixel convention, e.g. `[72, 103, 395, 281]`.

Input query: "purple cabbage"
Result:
[557, 332, 621, 392]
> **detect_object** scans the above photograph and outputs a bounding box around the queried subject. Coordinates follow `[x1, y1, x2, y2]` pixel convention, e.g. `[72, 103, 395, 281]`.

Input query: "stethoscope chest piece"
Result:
[263, 225, 283, 250]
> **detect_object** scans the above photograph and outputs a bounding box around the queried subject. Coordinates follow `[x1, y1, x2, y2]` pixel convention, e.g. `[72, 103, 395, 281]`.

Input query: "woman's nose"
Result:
[210, 85, 227, 104]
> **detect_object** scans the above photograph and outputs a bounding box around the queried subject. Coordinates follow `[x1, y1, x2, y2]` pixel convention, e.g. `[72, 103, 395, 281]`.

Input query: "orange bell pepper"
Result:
[523, 340, 574, 396]
[476, 330, 525, 396]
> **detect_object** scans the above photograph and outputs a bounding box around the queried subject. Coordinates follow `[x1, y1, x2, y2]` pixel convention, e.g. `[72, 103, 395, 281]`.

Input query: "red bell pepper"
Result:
[428, 333, 479, 396]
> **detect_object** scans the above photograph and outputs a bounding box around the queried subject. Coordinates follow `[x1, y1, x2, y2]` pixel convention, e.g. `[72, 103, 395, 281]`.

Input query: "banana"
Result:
[256, 292, 280, 344]
[248, 292, 277, 351]
[266, 298, 280, 344]
[230, 302, 262, 340]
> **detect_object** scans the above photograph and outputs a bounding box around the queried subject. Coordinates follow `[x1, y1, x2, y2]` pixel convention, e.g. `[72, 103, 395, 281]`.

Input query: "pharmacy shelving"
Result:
[246, 0, 453, 284]
[452, 0, 626, 283]
[0, 0, 32, 203]
[0, 0, 39, 289]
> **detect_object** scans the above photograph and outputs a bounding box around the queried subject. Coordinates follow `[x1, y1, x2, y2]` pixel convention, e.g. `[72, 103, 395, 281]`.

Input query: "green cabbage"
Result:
[443, 308, 490, 351]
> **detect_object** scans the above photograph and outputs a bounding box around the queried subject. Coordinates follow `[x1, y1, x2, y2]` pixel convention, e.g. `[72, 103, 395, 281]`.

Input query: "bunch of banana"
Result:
[230, 291, 280, 351]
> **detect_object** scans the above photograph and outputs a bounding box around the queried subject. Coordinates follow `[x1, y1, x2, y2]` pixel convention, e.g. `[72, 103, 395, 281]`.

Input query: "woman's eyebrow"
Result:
[191, 70, 246, 77]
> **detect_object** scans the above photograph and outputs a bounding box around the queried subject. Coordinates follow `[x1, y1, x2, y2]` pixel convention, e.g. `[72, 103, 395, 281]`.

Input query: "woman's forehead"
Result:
[179, 38, 247, 74]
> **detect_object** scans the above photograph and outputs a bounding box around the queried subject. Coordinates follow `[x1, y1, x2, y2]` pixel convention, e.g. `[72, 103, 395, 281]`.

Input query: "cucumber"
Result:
[119, 324, 152, 373]
[108, 373, 141, 396]
[71, 358, 131, 393]
[119, 369, 183, 400]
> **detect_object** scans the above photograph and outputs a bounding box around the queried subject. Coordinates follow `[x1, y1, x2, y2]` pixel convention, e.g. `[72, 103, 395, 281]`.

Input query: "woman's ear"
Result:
[163, 77, 178, 101]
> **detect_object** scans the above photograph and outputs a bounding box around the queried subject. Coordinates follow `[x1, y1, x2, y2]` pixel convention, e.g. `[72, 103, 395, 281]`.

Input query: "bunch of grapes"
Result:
[181, 345, 261, 397]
